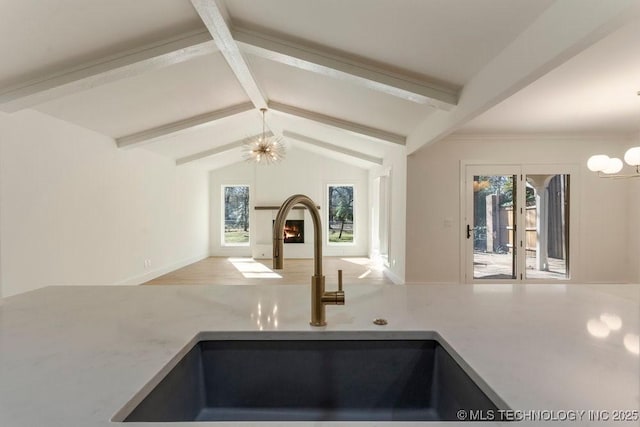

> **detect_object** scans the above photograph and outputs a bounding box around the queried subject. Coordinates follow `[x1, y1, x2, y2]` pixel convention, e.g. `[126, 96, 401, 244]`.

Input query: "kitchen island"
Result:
[0, 283, 638, 426]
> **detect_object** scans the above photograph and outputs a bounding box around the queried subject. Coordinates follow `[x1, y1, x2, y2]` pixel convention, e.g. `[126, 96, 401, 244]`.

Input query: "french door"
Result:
[463, 164, 572, 283]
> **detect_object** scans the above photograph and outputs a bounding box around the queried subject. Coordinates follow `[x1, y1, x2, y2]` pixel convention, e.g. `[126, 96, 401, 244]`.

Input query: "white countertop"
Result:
[0, 283, 638, 426]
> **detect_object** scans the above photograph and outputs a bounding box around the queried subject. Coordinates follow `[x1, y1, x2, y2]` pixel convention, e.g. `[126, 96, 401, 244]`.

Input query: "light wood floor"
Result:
[143, 257, 393, 286]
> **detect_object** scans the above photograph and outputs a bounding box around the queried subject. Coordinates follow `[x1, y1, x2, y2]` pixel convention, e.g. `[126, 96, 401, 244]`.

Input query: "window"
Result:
[327, 185, 354, 244]
[222, 185, 250, 246]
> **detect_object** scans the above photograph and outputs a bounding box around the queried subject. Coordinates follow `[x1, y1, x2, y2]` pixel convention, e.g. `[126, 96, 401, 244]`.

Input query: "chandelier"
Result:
[587, 146, 640, 178]
[244, 108, 285, 165]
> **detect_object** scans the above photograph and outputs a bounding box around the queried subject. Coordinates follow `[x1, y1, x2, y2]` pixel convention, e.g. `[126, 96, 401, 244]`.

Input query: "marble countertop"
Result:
[0, 283, 638, 426]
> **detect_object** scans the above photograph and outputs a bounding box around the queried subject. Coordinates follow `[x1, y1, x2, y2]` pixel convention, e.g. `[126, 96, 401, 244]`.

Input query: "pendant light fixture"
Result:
[244, 108, 285, 165]
[587, 92, 640, 178]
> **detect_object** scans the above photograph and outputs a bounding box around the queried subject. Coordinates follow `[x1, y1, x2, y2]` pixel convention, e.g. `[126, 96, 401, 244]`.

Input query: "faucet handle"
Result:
[322, 269, 345, 306]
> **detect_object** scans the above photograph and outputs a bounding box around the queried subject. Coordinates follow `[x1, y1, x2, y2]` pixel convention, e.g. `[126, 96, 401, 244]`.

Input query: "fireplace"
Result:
[274, 220, 304, 243]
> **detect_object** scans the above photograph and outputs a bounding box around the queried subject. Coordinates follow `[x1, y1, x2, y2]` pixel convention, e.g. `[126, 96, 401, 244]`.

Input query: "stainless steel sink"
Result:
[114, 332, 508, 422]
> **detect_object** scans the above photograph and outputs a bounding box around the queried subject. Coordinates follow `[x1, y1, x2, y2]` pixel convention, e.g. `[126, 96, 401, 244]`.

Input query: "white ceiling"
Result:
[142, 109, 260, 159]
[0, 0, 203, 86]
[35, 53, 248, 137]
[180, 145, 247, 171]
[459, 17, 640, 135]
[2, 0, 639, 171]
[247, 54, 432, 136]
[226, 0, 555, 86]
[269, 113, 390, 159]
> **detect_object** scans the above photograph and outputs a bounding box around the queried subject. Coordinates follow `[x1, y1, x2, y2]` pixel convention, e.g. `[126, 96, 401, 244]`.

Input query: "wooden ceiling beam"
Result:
[0, 30, 216, 112]
[269, 101, 406, 145]
[233, 26, 458, 110]
[116, 102, 254, 149]
[190, 0, 267, 110]
[283, 130, 383, 165]
[176, 132, 272, 165]
[407, 0, 640, 154]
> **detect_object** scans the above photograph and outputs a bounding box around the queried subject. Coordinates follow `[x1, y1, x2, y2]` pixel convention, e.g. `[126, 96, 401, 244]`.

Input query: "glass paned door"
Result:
[524, 174, 570, 279]
[464, 165, 572, 283]
[470, 174, 517, 280]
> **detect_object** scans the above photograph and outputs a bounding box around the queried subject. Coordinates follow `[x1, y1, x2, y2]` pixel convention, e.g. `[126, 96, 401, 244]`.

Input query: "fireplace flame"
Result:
[274, 219, 304, 243]
[281, 220, 304, 243]
[284, 225, 301, 239]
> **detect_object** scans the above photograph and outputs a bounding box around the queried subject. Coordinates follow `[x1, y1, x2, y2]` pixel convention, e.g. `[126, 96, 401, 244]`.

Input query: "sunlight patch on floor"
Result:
[340, 257, 370, 266]
[341, 257, 386, 271]
[341, 257, 386, 275]
[358, 269, 372, 279]
[228, 258, 282, 279]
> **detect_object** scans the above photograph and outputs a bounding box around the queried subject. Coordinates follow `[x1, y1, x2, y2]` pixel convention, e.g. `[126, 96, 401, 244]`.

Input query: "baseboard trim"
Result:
[403, 281, 462, 285]
[383, 268, 404, 285]
[113, 252, 210, 286]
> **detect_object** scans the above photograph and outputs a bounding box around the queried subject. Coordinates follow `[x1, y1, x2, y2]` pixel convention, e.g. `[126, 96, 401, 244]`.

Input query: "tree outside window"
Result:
[328, 185, 354, 243]
[223, 185, 249, 245]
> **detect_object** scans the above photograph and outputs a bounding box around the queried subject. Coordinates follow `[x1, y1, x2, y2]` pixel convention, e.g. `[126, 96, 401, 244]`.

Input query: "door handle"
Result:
[466, 224, 472, 239]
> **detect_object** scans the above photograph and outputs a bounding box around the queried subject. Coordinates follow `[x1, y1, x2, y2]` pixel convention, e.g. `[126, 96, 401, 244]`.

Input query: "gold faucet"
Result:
[273, 194, 345, 326]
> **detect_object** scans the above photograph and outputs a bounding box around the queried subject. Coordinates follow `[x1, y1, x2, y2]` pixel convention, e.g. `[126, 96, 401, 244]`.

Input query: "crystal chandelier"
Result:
[244, 108, 285, 165]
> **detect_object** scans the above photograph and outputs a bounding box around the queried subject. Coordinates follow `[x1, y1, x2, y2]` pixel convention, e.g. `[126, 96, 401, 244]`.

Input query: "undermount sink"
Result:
[114, 332, 508, 422]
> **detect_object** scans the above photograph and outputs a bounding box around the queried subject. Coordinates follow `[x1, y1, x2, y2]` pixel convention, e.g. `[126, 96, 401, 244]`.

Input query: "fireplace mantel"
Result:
[254, 206, 320, 210]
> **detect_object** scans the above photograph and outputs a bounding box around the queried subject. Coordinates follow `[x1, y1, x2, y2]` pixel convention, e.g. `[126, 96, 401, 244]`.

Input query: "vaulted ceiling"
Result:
[1, 0, 639, 171]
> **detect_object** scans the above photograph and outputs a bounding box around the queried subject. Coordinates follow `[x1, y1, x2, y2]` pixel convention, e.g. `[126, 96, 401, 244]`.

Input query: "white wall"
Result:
[629, 178, 640, 283]
[406, 135, 637, 284]
[209, 146, 369, 259]
[0, 111, 209, 297]
[628, 134, 640, 283]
